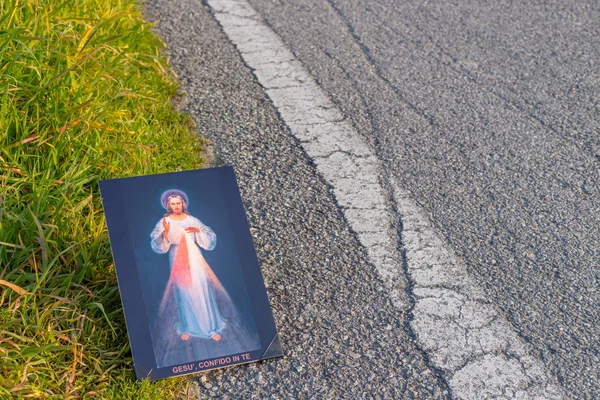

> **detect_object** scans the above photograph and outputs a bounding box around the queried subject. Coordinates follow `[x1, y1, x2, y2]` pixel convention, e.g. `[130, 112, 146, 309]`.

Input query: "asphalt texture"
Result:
[204, 2, 565, 397]
[238, 0, 600, 398]
[144, 0, 450, 398]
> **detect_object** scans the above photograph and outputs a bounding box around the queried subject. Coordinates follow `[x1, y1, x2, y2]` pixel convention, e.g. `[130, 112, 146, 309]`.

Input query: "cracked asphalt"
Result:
[238, 0, 599, 398]
[205, 3, 562, 396]
[144, 0, 598, 398]
[144, 0, 449, 397]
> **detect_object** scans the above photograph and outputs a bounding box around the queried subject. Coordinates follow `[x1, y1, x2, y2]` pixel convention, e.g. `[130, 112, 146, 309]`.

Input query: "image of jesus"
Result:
[149, 189, 260, 368]
[150, 190, 226, 342]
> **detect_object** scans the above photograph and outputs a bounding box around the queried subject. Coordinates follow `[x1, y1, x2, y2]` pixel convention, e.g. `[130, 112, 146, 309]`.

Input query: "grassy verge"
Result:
[1, 0, 205, 397]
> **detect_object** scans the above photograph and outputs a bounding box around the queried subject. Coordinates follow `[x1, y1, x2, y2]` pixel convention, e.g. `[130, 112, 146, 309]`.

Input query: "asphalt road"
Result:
[144, 0, 448, 398]
[145, 0, 598, 398]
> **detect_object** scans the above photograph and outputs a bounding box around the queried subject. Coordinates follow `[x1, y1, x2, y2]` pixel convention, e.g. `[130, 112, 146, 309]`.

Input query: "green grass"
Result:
[0, 0, 205, 397]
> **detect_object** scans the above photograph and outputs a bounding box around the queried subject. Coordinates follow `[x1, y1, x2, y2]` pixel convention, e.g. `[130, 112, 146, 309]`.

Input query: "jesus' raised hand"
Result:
[162, 217, 171, 238]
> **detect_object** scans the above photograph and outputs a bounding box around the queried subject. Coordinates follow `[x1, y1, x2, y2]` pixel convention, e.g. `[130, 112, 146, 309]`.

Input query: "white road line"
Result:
[393, 183, 563, 399]
[206, 1, 564, 398]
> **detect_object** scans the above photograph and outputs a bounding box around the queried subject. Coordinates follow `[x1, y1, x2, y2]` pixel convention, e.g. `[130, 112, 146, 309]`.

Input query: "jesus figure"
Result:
[150, 189, 226, 342]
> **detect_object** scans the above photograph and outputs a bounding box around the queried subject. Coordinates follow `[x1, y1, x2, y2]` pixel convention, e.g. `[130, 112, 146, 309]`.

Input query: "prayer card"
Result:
[100, 167, 282, 381]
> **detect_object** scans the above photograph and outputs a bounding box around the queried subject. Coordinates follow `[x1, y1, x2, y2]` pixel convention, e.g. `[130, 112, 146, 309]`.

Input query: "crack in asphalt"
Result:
[323, 0, 442, 129]
[395, 181, 565, 398]
[393, 205, 455, 398]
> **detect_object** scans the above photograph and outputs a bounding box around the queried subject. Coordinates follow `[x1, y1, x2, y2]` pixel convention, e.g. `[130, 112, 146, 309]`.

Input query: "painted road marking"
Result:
[206, 0, 564, 398]
[393, 183, 563, 398]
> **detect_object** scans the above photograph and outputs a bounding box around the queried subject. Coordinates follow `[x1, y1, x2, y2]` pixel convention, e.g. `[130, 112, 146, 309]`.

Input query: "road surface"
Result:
[144, 0, 598, 398]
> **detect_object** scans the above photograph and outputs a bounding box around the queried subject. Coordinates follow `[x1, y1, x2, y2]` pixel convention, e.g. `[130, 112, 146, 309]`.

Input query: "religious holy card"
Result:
[99, 166, 283, 381]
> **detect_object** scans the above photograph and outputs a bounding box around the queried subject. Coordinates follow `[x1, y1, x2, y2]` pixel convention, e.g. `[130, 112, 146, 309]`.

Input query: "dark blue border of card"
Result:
[99, 166, 282, 381]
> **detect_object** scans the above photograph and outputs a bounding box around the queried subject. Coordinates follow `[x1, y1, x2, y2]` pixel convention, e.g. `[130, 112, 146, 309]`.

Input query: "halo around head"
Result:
[161, 189, 189, 210]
